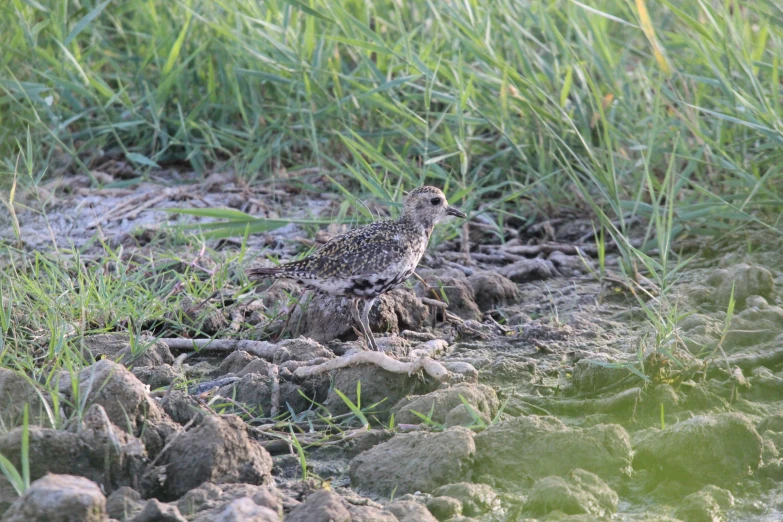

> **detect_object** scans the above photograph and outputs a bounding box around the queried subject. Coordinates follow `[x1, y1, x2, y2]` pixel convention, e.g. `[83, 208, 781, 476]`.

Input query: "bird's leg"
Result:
[351, 298, 370, 349]
[360, 297, 379, 351]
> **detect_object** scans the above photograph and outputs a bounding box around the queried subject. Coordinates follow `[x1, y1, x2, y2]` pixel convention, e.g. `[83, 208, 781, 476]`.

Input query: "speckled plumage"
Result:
[247, 186, 466, 350]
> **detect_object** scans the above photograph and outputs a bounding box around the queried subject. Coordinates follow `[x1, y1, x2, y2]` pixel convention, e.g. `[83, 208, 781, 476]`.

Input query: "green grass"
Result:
[2, 0, 782, 232]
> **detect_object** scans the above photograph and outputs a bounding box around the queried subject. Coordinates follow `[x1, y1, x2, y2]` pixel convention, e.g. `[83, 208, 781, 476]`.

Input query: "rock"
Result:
[159, 415, 273, 499]
[1, 474, 106, 522]
[130, 499, 186, 522]
[633, 413, 762, 486]
[710, 264, 774, 309]
[162, 391, 205, 426]
[213, 498, 279, 522]
[392, 383, 499, 426]
[75, 360, 177, 457]
[0, 404, 146, 494]
[424, 274, 481, 321]
[0, 368, 48, 427]
[426, 496, 462, 520]
[295, 289, 429, 343]
[386, 500, 439, 522]
[500, 258, 558, 283]
[673, 491, 722, 522]
[432, 483, 496, 516]
[467, 271, 521, 312]
[474, 416, 632, 482]
[285, 490, 350, 522]
[350, 427, 476, 496]
[327, 364, 435, 420]
[525, 469, 618, 517]
[106, 487, 143, 521]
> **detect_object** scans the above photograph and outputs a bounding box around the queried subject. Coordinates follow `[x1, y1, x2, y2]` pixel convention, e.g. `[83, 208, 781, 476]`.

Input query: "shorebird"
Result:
[247, 186, 467, 350]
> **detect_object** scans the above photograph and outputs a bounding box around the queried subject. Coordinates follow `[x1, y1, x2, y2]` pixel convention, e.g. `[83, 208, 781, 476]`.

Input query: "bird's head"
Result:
[402, 186, 467, 229]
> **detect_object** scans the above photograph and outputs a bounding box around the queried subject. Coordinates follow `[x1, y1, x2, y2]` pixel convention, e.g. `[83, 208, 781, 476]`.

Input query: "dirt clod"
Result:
[211, 497, 280, 522]
[710, 263, 774, 309]
[474, 416, 632, 483]
[391, 383, 499, 426]
[1, 474, 107, 522]
[106, 487, 143, 521]
[0, 404, 146, 495]
[131, 498, 187, 522]
[467, 271, 522, 312]
[157, 415, 273, 499]
[349, 427, 475, 496]
[525, 469, 618, 517]
[0, 368, 48, 427]
[75, 360, 177, 458]
[633, 412, 762, 486]
[294, 289, 429, 343]
[386, 500, 439, 522]
[284, 490, 350, 522]
[426, 496, 462, 521]
[431, 483, 497, 516]
[673, 490, 723, 522]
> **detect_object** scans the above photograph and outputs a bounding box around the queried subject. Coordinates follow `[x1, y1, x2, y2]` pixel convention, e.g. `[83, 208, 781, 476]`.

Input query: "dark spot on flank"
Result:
[350, 279, 372, 291]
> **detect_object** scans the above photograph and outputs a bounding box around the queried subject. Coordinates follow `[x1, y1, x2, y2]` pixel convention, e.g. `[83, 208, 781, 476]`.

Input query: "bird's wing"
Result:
[298, 220, 409, 279]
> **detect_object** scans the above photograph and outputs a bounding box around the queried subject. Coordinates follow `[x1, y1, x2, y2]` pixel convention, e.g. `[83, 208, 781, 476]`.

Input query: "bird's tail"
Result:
[245, 267, 286, 280]
[246, 259, 309, 280]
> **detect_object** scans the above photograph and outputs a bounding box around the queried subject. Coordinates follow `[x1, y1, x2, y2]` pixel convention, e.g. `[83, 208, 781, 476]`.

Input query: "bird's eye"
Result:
[430, 197, 441, 206]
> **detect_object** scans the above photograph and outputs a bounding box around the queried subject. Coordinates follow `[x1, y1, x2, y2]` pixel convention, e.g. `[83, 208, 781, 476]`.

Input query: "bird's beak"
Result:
[446, 206, 467, 219]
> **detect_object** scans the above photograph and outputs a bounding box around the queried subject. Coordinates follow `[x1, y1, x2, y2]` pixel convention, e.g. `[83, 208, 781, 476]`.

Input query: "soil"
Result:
[2, 173, 783, 521]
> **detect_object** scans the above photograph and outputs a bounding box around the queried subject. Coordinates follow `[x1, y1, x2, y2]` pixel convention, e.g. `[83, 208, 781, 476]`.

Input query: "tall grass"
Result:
[2, 0, 781, 233]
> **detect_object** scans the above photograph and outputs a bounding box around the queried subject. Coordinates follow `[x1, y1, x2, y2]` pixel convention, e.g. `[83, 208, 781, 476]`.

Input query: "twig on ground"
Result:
[161, 338, 278, 359]
[267, 364, 280, 418]
[420, 297, 448, 309]
[292, 350, 450, 382]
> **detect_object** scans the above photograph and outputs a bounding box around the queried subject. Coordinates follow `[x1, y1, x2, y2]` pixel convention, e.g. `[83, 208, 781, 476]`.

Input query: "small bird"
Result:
[247, 186, 467, 350]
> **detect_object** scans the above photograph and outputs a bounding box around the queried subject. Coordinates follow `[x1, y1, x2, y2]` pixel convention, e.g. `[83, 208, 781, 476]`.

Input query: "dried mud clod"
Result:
[0, 404, 147, 496]
[349, 427, 476, 497]
[1, 474, 107, 522]
[632, 412, 763, 487]
[524, 469, 618, 518]
[148, 415, 273, 500]
[473, 416, 633, 487]
[71, 360, 178, 458]
[391, 383, 499, 426]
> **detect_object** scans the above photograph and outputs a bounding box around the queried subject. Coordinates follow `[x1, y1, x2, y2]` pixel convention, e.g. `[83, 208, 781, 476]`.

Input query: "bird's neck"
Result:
[399, 214, 434, 238]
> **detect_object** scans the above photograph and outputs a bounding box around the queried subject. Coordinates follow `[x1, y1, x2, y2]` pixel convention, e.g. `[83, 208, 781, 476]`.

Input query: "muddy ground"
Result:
[1, 173, 783, 521]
